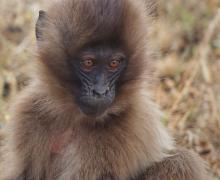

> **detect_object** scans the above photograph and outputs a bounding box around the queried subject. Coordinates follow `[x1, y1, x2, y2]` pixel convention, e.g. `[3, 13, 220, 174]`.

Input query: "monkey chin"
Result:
[79, 104, 119, 123]
[77, 96, 114, 119]
[80, 106, 108, 118]
[78, 102, 112, 119]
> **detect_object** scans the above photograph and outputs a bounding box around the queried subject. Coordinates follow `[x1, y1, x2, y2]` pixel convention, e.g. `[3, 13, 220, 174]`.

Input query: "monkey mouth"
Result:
[77, 96, 113, 117]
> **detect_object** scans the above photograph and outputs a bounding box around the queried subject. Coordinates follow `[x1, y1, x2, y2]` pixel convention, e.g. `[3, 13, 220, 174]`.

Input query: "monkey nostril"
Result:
[92, 86, 109, 97]
[93, 89, 106, 97]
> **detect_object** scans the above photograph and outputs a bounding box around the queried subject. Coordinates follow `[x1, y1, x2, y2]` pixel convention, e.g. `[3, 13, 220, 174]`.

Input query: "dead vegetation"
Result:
[0, 0, 220, 179]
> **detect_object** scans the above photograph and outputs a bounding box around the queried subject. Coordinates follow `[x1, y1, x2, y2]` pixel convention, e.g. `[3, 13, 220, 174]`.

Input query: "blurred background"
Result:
[0, 0, 220, 179]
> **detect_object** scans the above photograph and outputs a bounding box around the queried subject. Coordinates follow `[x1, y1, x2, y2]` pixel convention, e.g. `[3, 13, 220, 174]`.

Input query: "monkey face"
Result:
[69, 45, 127, 117]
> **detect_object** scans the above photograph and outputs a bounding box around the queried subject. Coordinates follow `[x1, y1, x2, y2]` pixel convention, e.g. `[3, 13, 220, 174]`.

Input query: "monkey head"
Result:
[35, 0, 152, 118]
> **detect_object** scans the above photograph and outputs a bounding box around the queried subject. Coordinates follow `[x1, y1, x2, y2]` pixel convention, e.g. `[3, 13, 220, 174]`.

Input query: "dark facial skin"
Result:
[70, 45, 127, 117]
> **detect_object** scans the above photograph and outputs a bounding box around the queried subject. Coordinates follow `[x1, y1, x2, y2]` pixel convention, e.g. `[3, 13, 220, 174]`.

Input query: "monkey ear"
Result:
[36, 10, 47, 41]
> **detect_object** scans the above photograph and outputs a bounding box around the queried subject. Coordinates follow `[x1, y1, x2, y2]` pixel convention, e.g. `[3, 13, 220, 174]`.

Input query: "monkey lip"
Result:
[78, 96, 113, 117]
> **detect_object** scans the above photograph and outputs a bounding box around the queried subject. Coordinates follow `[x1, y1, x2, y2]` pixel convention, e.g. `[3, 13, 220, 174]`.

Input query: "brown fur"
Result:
[0, 0, 208, 179]
[143, 148, 209, 180]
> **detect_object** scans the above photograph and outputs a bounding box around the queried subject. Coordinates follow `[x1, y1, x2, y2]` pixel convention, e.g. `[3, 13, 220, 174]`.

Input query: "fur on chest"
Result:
[50, 126, 151, 180]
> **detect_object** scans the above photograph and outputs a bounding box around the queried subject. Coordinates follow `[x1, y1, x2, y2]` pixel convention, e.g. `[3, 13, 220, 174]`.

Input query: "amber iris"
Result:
[81, 59, 94, 71]
[109, 59, 121, 70]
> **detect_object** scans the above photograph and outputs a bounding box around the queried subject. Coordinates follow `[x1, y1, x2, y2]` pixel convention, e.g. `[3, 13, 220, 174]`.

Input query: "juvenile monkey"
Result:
[0, 0, 208, 179]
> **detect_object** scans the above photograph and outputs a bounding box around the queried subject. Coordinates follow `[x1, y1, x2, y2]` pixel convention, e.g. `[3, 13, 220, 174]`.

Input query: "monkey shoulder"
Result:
[11, 89, 51, 124]
[6, 89, 54, 141]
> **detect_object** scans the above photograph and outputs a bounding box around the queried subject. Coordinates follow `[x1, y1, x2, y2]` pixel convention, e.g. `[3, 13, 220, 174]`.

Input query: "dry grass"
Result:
[0, 0, 220, 179]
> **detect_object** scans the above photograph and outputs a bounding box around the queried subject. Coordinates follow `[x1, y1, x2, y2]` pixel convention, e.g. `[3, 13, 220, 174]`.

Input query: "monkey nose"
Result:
[93, 85, 109, 97]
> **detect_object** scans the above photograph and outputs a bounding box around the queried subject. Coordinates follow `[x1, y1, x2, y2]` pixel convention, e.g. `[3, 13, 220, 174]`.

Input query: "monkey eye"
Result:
[108, 59, 121, 71]
[80, 58, 95, 71]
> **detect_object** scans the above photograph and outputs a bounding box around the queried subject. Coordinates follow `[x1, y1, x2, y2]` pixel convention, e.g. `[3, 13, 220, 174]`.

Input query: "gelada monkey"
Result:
[0, 0, 208, 179]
